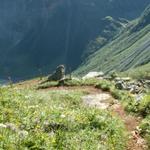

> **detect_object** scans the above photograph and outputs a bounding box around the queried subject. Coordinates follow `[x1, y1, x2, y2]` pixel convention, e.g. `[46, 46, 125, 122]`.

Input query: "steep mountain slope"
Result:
[0, 0, 149, 79]
[75, 5, 150, 75]
[123, 63, 150, 79]
[82, 16, 129, 59]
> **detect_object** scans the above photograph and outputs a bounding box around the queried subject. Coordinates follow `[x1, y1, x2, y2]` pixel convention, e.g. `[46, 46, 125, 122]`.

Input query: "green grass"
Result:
[123, 92, 150, 148]
[0, 85, 128, 150]
[37, 78, 102, 89]
[121, 63, 150, 79]
[75, 8, 150, 76]
[124, 92, 150, 116]
[95, 80, 111, 91]
[139, 115, 150, 148]
[1, 77, 150, 149]
[96, 80, 150, 147]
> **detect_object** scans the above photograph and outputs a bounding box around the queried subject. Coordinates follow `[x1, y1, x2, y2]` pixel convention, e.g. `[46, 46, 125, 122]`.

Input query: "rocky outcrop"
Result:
[114, 78, 149, 94]
[40, 65, 66, 84]
[48, 65, 65, 81]
[82, 72, 104, 79]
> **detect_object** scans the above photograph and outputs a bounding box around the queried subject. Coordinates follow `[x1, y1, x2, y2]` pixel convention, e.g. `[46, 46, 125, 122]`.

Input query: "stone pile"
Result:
[139, 79, 150, 88]
[40, 65, 66, 84]
[114, 78, 148, 94]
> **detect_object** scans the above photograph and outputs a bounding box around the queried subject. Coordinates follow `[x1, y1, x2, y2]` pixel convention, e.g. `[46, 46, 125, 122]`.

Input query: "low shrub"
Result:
[139, 115, 150, 148]
[138, 94, 150, 117]
[95, 80, 113, 91]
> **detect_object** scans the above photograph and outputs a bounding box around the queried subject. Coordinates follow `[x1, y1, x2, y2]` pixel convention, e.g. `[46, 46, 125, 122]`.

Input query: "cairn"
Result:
[47, 65, 65, 81]
[41, 65, 65, 84]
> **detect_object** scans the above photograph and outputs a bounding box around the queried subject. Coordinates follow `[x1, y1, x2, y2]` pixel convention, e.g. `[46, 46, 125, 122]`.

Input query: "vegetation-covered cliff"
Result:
[76, 5, 150, 76]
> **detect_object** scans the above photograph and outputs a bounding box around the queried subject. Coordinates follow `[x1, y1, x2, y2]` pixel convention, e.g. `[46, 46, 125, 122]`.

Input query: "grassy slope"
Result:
[0, 78, 150, 149]
[0, 83, 127, 150]
[122, 63, 150, 79]
[75, 7, 150, 76]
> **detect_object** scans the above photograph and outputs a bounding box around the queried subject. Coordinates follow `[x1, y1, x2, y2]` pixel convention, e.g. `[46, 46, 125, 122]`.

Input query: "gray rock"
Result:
[48, 65, 65, 81]
[82, 71, 104, 79]
[115, 80, 126, 90]
[115, 77, 131, 82]
[135, 94, 144, 102]
[129, 85, 142, 94]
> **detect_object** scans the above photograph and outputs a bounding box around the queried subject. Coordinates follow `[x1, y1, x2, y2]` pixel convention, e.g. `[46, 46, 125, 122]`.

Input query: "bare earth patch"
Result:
[112, 104, 147, 150]
[82, 93, 113, 109]
[82, 90, 147, 150]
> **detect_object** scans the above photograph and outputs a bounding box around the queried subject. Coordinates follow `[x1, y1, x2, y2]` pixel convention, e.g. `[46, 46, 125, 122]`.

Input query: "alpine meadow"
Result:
[0, 1, 150, 150]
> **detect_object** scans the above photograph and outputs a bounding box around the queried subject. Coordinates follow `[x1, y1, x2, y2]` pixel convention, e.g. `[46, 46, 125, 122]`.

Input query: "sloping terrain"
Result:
[122, 63, 150, 79]
[0, 80, 127, 149]
[82, 16, 129, 59]
[0, 0, 149, 79]
[75, 5, 150, 75]
[0, 78, 149, 149]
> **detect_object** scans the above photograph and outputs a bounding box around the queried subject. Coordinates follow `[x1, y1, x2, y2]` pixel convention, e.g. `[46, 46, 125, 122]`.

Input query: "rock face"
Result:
[48, 65, 65, 81]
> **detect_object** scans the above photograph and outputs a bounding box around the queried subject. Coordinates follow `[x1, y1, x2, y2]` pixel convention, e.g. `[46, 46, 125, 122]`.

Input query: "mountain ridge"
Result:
[75, 5, 150, 75]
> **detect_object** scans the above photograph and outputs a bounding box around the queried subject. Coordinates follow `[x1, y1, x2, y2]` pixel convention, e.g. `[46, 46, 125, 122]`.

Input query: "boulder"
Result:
[129, 85, 142, 94]
[135, 94, 144, 102]
[115, 77, 131, 82]
[115, 80, 126, 90]
[48, 65, 65, 81]
[82, 71, 104, 79]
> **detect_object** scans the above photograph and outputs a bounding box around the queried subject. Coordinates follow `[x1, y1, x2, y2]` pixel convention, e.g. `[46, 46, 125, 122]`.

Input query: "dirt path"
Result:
[15, 79, 40, 89]
[16, 81, 148, 150]
[82, 90, 147, 150]
[112, 104, 147, 150]
[82, 93, 113, 109]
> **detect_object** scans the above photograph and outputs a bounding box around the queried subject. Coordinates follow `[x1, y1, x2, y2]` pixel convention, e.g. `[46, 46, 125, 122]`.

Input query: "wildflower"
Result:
[18, 130, 28, 139]
[0, 123, 7, 129]
[49, 131, 55, 137]
[28, 105, 39, 109]
[6, 123, 18, 132]
[60, 114, 66, 118]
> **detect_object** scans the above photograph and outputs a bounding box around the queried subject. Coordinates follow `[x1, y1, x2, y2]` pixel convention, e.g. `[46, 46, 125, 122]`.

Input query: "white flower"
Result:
[0, 123, 7, 129]
[28, 105, 39, 109]
[19, 130, 28, 139]
[49, 131, 55, 137]
[60, 114, 66, 118]
[6, 123, 18, 132]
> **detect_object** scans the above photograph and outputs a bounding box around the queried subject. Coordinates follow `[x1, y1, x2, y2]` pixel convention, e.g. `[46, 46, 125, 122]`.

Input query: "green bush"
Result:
[95, 80, 113, 91]
[138, 94, 150, 117]
[124, 93, 150, 116]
